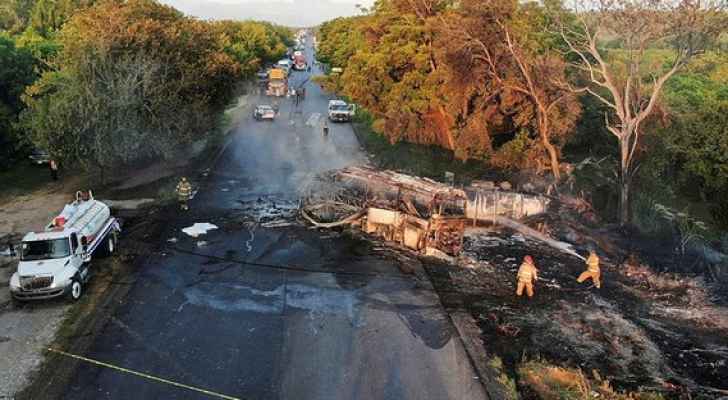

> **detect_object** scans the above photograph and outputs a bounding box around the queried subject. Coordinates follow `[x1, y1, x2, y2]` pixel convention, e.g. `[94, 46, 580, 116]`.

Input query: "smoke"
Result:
[227, 66, 365, 202]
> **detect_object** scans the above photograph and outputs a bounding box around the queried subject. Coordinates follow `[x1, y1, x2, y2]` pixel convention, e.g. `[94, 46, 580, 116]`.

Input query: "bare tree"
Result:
[498, 19, 578, 182]
[439, 1, 579, 181]
[554, 0, 727, 225]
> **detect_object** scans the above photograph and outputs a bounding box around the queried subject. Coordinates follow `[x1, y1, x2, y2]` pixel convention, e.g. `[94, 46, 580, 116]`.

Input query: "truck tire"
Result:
[106, 233, 116, 255]
[100, 233, 116, 257]
[69, 280, 83, 301]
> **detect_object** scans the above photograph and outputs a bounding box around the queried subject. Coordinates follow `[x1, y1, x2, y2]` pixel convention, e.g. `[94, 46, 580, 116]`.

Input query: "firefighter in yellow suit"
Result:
[516, 255, 538, 298]
[577, 249, 601, 288]
[176, 177, 192, 211]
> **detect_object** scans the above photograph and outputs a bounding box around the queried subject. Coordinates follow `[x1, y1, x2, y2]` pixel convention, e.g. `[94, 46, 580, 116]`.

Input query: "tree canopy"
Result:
[19, 0, 246, 171]
[317, 0, 580, 176]
[0, 33, 37, 167]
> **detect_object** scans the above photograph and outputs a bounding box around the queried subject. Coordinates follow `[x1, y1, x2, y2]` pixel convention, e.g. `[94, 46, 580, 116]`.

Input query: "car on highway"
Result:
[253, 105, 276, 121]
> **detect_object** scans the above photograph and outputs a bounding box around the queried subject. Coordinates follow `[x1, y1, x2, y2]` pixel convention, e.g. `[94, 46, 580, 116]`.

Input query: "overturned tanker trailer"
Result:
[301, 166, 552, 258]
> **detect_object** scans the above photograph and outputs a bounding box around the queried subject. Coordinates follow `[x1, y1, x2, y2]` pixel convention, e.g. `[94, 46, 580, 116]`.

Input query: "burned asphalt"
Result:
[56, 49, 487, 400]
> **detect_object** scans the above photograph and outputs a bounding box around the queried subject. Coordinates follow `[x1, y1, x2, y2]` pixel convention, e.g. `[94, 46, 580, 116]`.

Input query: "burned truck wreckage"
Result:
[299, 166, 557, 258]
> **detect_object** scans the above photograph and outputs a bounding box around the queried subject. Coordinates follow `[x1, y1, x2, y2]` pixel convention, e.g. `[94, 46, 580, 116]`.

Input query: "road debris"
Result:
[182, 223, 219, 238]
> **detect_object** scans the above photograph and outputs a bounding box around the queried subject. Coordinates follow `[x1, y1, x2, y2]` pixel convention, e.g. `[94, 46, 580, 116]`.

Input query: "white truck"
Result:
[9, 191, 121, 301]
[328, 100, 356, 122]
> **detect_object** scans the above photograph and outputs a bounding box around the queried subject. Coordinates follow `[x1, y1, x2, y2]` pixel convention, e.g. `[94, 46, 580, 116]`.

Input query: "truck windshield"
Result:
[331, 105, 348, 111]
[21, 239, 71, 261]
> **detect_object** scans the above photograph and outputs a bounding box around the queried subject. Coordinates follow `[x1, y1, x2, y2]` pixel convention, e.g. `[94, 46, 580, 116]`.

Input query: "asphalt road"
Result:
[59, 38, 487, 400]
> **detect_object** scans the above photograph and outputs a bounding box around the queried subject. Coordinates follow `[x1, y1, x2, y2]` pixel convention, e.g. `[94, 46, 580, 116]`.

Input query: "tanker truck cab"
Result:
[9, 191, 120, 301]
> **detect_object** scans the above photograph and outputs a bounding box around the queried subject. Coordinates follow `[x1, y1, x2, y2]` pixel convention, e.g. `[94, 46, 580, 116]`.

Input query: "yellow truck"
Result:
[266, 68, 288, 97]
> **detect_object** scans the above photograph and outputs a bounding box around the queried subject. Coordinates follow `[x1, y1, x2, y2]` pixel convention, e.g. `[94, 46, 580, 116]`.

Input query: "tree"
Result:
[21, 0, 240, 172]
[0, 0, 34, 33]
[317, 16, 366, 68]
[438, 0, 580, 180]
[338, 0, 447, 148]
[316, 0, 580, 175]
[0, 33, 36, 168]
[213, 20, 292, 78]
[29, 0, 97, 36]
[554, 0, 728, 224]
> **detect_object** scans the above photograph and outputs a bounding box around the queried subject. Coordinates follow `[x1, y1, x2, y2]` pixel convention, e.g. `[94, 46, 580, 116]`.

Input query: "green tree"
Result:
[29, 0, 96, 36]
[214, 20, 292, 78]
[0, 33, 37, 168]
[0, 0, 34, 33]
[21, 0, 240, 172]
[317, 16, 365, 68]
[554, 0, 728, 225]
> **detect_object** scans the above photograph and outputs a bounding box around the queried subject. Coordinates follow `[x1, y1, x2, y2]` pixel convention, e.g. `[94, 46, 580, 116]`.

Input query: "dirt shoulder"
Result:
[0, 175, 81, 399]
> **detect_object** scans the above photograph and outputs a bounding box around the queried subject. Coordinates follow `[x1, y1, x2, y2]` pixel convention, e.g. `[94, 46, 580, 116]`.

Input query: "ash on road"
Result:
[56, 47, 487, 400]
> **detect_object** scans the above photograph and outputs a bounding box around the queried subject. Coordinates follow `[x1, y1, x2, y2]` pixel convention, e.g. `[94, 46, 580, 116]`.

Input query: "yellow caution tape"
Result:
[47, 348, 242, 400]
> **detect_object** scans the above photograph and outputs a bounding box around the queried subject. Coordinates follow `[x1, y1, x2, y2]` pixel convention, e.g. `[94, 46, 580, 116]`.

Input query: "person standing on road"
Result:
[577, 249, 601, 288]
[49, 159, 59, 181]
[322, 120, 329, 137]
[516, 255, 538, 298]
[176, 177, 193, 211]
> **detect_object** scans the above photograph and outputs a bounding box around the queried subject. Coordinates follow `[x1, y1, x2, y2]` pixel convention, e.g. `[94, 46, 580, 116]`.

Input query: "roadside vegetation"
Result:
[316, 0, 728, 238]
[518, 360, 664, 400]
[0, 0, 292, 177]
[352, 110, 496, 183]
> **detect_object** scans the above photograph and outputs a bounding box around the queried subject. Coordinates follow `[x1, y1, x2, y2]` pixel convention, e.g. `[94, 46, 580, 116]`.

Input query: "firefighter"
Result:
[176, 177, 193, 211]
[577, 249, 601, 288]
[516, 255, 538, 298]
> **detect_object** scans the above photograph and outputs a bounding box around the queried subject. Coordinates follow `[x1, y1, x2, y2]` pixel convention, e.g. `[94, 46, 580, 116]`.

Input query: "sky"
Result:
[159, 0, 375, 27]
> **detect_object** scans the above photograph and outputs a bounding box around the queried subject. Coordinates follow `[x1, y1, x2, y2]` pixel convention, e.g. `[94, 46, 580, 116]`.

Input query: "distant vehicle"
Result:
[293, 53, 307, 71]
[328, 100, 356, 122]
[29, 149, 50, 165]
[266, 68, 288, 97]
[9, 191, 121, 301]
[253, 105, 276, 121]
[277, 59, 292, 73]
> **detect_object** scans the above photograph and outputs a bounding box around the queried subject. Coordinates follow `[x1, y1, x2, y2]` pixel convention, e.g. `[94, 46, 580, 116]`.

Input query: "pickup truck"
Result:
[328, 100, 356, 122]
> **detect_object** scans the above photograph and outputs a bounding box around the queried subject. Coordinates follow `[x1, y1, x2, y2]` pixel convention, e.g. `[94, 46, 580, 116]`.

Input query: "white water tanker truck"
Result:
[9, 191, 121, 301]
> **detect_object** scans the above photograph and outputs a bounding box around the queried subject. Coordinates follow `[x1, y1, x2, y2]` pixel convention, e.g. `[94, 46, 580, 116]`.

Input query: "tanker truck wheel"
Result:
[69, 280, 83, 301]
[107, 234, 116, 255]
[101, 234, 117, 257]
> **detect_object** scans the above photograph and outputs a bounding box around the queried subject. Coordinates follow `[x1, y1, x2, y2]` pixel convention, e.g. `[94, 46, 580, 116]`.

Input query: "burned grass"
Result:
[423, 230, 728, 399]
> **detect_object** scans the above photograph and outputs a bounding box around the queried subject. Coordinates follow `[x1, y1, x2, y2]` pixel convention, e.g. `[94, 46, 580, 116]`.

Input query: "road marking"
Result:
[47, 348, 242, 400]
